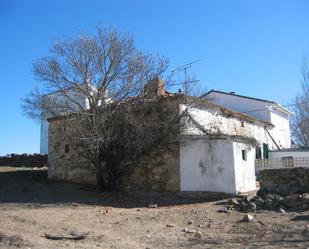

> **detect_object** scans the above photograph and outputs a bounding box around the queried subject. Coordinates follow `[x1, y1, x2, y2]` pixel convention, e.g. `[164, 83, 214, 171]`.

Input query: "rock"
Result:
[250, 196, 263, 203]
[284, 194, 301, 208]
[242, 214, 254, 222]
[183, 228, 196, 233]
[301, 193, 309, 200]
[217, 209, 231, 213]
[279, 208, 286, 213]
[241, 203, 257, 213]
[166, 224, 175, 227]
[146, 235, 150, 239]
[265, 194, 275, 200]
[237, 193, 249, 200]
[225, 205, 235, 210]
[227, 198, 239, 205]
[303, 225, 309, 234]
[194, 231, 202, 239]
[148, 204, 158, 208]
[264, 198, 274, 209]
[187, 220, 193, 225]
[252, 197, 265, 209]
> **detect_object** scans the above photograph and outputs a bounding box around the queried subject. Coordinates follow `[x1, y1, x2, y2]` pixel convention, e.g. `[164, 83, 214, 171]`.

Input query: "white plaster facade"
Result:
[203, 90, 292, 149]
[180, 137, 256, 194]
[181, 104, 283, 151]
[179, 104, 270, 193]
[180, 138, 236, 193]
[233, 141, 256, 193]
[178, 89, 293, 193]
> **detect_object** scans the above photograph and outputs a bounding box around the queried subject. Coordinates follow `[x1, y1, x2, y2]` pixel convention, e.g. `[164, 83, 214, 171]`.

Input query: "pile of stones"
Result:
[225, 193, 309, 213]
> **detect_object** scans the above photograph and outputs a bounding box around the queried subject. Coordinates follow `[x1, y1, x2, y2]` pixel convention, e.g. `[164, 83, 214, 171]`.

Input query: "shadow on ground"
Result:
[0, 168, 229, 208]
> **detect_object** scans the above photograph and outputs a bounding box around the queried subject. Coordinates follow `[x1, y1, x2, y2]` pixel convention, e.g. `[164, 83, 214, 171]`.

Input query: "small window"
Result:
[241, 121, 245, 127]
[256, 146, 262, 159]
[64, 144, 70, 153]
[242, 150, 247, 161]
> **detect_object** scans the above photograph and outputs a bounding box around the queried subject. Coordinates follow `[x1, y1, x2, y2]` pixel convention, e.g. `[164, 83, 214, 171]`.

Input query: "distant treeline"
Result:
[0, 153, 47, 168]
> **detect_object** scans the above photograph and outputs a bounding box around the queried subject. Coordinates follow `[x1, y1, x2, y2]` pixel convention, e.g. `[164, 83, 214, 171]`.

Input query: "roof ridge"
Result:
[203, 89, 276, 104]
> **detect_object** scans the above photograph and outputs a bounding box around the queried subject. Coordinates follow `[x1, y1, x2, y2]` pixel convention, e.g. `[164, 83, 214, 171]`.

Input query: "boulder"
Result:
[242, 214, 254, 222]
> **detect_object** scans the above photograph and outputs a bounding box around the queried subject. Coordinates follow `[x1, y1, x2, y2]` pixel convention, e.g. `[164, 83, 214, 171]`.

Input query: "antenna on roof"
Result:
[171, 59, 201, 78]
[171, 59, 201, 94]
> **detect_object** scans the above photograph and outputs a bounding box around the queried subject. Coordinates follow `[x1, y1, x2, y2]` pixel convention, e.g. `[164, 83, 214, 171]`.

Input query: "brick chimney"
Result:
[144, 77, 165, 97]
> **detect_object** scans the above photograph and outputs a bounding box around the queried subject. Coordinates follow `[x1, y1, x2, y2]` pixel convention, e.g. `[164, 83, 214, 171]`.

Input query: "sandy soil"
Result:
[1, 167, 309, 249]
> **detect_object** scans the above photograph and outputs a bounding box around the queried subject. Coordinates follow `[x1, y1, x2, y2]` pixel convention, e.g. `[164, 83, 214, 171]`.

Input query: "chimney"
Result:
[144, 77, 165, 97]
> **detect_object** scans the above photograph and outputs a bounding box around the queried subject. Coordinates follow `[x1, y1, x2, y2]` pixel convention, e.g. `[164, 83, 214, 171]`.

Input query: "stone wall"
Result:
[120, 145, 180, 192]
[48, 119, 180, 191]
[48, 119, 96, 185]
[259, 167, 309, 195]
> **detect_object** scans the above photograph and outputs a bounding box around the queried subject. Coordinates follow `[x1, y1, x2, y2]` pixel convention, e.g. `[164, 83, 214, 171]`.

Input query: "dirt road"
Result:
[1, 167, 309, 248]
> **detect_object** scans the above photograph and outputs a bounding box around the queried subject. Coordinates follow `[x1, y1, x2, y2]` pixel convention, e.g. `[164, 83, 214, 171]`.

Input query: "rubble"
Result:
[279, 208, 286, 213]
[194, 231, 202, 238]
[225, 192, 309, 212]
[187, 220, 193, 225]
[242, 214, 254, 222]
[182, 228, 196, 234]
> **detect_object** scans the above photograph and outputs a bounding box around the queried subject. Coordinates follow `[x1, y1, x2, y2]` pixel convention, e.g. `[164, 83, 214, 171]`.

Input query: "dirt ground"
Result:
[1, 167, 309, 249]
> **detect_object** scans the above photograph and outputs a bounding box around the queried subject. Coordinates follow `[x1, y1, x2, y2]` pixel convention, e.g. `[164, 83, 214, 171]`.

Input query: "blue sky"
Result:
[0, 0, 308, 155]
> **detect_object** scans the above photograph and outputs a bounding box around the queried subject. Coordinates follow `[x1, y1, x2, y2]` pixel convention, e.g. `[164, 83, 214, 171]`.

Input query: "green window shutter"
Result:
[263, 143, 269, 159]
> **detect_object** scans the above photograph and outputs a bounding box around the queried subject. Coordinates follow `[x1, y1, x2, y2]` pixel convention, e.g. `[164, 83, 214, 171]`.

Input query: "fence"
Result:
[255, 157, 309, 170]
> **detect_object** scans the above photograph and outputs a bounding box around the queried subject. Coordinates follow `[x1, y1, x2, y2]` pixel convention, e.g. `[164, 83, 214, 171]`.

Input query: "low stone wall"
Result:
[259, 167, 309, 195]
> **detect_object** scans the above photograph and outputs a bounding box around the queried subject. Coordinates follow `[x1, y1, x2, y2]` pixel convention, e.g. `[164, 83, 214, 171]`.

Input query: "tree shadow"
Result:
[0, 168, 229, 208]
[291, 215, 309, 221]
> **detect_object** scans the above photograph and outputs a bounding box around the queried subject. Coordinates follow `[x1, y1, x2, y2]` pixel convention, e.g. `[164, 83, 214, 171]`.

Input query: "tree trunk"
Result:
[95, 146, 104, 192]
[107, 161, 115, 192]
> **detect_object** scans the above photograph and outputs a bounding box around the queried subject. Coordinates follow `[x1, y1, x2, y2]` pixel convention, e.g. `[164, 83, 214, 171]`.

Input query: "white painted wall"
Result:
[233, 141, 256, 193]
[203, 91, 292, 149]
[204, 91, 271, 122]
[269, 150, 309, 159]
[180, 138, 236, 193]
[180, 138, 257, 194]
[40, 113, 50, 154]
[180, 104, 281, 151]
[268, 108, 291, 149]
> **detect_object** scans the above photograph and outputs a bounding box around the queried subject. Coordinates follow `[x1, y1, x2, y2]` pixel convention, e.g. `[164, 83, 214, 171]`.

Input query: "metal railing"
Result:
[255, 157, 309, 170]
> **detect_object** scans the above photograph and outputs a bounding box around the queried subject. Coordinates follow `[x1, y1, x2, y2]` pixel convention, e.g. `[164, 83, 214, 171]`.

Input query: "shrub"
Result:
[0, 153, 47, 168]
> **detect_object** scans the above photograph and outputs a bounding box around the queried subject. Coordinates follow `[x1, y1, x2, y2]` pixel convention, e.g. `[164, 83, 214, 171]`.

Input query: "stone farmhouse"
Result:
[42, 82, 293, 194]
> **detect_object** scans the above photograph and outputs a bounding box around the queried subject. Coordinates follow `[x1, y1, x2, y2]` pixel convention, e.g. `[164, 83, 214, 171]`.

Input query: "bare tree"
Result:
[22, 26, 210, 191]
[291, 55, 309, 146]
